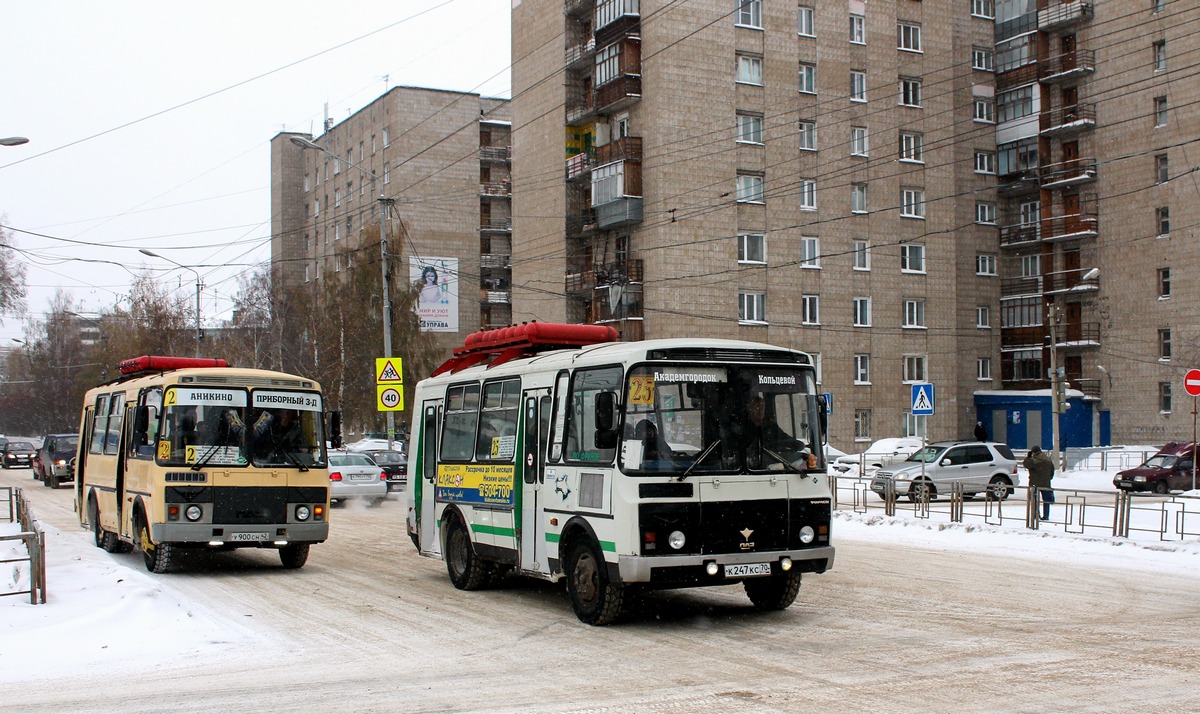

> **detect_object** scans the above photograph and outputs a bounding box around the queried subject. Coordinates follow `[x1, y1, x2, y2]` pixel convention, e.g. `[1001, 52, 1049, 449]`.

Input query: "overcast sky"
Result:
[0, 0, 511, 345]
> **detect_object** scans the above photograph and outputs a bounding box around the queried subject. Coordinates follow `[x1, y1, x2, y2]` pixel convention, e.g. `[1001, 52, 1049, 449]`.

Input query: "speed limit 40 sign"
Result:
[376, 385, 404, 412]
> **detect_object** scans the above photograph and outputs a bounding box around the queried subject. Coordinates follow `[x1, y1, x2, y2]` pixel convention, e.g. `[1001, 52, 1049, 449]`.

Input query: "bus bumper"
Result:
[150, 522, 330, 545]
[617, 546, 835, 585]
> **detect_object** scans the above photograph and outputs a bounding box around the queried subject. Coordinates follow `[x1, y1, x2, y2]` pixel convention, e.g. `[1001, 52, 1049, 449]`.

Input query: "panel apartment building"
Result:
[270, 85, 513, 361]
[986, 0, 1200, 447]
[512, 0, 1001, 446]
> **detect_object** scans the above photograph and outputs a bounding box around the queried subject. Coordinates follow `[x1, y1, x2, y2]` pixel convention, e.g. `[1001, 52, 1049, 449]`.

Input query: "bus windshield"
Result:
[158, 387, 327, 469]
[621, 363, 822, 475]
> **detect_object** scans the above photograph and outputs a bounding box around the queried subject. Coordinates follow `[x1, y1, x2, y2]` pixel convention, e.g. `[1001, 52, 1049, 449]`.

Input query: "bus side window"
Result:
[422, 404, 438, 483]
[90, 394, 110, 455]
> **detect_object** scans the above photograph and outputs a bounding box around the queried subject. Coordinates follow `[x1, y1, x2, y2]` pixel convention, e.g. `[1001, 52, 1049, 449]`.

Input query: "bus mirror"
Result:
[328, 411, 344, 449]
[132, 405, 154, 444]
[595, 428, 618, 450]
[817, 395, 828, 446]
[594, 391, 616, 430]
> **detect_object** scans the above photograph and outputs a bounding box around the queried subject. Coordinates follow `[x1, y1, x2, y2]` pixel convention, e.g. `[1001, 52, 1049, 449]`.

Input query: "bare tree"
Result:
[0, 219, 28, 322]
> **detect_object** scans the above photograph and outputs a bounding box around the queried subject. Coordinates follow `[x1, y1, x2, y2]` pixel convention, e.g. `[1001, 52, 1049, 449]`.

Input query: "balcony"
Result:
[1070, 378, 1102, 398]
[565, 271, 596, 294]
[480, 219, 512, 233]
[1000, 275, 1043, 298]
[1038, 1, 1093, 30]
[997, 63, 1040, 93]
[1001, 326, 1045, 350]
[1040, 103, 1096, 136]
[479, 146, 511, 162]
[594, 74, 641, 116]
[1044, 267, 1100, 294]
[480, 253, 511, 270]
[595, 135, 642, 164]
[1040, 49, 1095, 84]
[564, 0, 594, 19]
[480, 181, 511, 198]
[594, 257, 643, 284]
[591, 159, 642, 229]
[566, 151, 593, 180]
[565, 37, 596, 70]
[999, 222, 1040, 247]
[566, 80, 594, 127]
[1042, 210, 1098, 242]
[1057, 321, 1100, 347]
[565, 209, 598, 236]
[481, 290, 512, 305]
[1040, 158, 1097, 189]
[594, 0, 640, 46]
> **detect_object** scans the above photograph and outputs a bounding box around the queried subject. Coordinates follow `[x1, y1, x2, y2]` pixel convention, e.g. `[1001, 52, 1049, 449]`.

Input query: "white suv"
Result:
[870, 441, 1019, 502]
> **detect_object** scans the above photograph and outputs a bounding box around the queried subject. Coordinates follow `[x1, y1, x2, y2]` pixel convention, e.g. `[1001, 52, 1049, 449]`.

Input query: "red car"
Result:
[1113, 441, 1196, 494]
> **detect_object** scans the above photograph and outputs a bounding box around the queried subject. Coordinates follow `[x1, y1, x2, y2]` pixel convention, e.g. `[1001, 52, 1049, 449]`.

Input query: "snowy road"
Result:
[4, 466, 1199, 713]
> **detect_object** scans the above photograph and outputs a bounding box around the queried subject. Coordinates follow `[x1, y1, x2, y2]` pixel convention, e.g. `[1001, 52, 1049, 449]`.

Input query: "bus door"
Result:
[418, 399, 442, 558]
[520, 389, 552, 572]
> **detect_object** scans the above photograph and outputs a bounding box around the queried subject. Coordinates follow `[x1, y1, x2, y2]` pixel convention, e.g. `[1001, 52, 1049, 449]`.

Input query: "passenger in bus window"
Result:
[743, 396, 805, 468]
[634, 419, 672, 468]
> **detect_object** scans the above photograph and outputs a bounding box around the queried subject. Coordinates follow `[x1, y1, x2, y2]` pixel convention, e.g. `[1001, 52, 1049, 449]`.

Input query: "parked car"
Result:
[33, 433, 79, 488]
[364, 449, 407, 491]
[832, 437, 924, 474]
[1113, 441, 1196, 494]
[346, 437, 393, 453]
[328, 452, 388, 505]
[870, 441, 1019, 502]
[2, 440, 35, 470]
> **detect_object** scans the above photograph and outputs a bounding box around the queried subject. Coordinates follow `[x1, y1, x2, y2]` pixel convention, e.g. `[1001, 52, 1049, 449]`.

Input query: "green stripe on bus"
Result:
[472, 524, 515, 538]
[543, 532, 615, 552]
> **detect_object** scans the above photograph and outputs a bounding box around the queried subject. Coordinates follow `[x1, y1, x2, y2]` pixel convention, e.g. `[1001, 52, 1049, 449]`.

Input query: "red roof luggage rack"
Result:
[117, 355, 230, 376]
[432, 322, 618, 376]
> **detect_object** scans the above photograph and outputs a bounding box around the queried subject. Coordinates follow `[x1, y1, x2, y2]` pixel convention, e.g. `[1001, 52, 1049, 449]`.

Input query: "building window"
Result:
[972, 47, 994, 71]
[737, 54, 763, 85]
[346, 181, 353, 203]
[976, 254, 997, 275]
[976, 201, 996, 225]
[1159, 328, 1172, 360]
[901, 188, 925, 218]
[975, 150, 996, 174]
[737, 113, 764, 144]
[303, 174, 310, 192]
[997, 86, 1034, 123]
[977, 306, 991, 328]
[850, 13, 865, 44]
[997, 139, 1038, 175]
[799, 63, 817, 94]
[974, 98, 995, 123]
[812, 352, 823, 384]
[901, 244, 926, 272]
[851, 71, 867, 101]
[1158, 267, 1171, 298]
[1156, 153, 1169, 183]
[314, 198, 320, 216]
[903, 299, 926, 328]
[1156, 206, 1170, 236]
[854, 297, 872, 327]
[977, 358, 992, 381]
[854, 354, 871, 384]
[740, 291, 766, 323]
[798, 5, 815, 36]
[972, 0, 995, 19]
[900, 131, 924, 162]
[383, 127, 390, 148]
[737, 174, 765, 203]
[334, 188, 341, 208]
[1001, 297, 1043, 328]
[802, 295, 820, 325]
[801, 236, 820, 267]
[1160, 382, 1172, 414]
[798, 120, 817, 150]
[903, 355, 927, 382]
[908, 413, 929, 439]
[1153, 40, 1167, 71]
[897, 22, 922, 52]
[595, 42, 622, 86]
[853, 240, 870, 270]
[737, 0, 762, 28]
[851, 183, 868, 213]
[900, 77, 922, 107]
[800, 179, 816, 210]
[383, 163, 391, 185]
[854, 409, 872, 440]
[738, 233, 766, 263]
[1011, 348, 1042, 380]
[334, 221, 341, 241]
[1155, 96, 1168, 127]
[851, 126, 868, 156]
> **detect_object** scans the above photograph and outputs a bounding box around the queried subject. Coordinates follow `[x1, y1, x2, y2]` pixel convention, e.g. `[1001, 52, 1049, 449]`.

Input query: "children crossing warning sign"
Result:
[376, 358, 403, 383]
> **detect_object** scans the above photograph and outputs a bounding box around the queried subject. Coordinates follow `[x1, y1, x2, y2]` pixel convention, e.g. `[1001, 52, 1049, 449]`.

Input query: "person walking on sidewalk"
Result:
[1023, 445, 1055, 520]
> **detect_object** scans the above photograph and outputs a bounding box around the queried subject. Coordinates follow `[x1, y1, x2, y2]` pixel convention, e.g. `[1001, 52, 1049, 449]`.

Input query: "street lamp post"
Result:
[290, 136, 397, 450]
[139, 249, 202, 357]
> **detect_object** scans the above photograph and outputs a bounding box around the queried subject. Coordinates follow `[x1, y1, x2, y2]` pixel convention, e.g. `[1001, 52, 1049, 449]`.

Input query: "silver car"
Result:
[328, 452, 388, 505]
[870, 441, 1019, 502]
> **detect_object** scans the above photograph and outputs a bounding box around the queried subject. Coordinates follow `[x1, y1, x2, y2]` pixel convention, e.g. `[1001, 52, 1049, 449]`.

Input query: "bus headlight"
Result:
[185, 505, 203, 522]
[799, 526, 815, 544]
[295, 505, 311, 521]
[668, 530, 686, 550]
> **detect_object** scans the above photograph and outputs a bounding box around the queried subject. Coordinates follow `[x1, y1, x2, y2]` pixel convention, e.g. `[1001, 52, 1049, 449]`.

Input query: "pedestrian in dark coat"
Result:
[1023, 445, 1055, 519]
[974, 421, 987, 441]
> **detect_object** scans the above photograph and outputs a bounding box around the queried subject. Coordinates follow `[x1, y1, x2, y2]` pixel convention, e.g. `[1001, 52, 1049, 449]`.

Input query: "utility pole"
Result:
[1048, 302, 1063, 471]
[379, 193, 396, 451]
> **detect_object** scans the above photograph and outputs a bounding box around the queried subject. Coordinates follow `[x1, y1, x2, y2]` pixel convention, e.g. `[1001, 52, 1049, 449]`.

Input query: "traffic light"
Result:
[1056, 380, 1071, 411]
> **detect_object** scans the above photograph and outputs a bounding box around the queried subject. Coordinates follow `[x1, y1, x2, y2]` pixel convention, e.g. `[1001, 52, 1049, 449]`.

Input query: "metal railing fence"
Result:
[1, 486, 47, 604]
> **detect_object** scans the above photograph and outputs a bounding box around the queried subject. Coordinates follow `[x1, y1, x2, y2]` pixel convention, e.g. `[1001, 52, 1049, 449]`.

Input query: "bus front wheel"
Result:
[138, 512, 174, 574]
[444, 517, 487, 590]
[565, 539, 624, 626]
[279, 543, 310, 569]
[744, 570, 802, 611]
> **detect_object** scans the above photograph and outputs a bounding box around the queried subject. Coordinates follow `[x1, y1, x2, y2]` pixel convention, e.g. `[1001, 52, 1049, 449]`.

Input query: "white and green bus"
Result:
[406, 324, 834, 624]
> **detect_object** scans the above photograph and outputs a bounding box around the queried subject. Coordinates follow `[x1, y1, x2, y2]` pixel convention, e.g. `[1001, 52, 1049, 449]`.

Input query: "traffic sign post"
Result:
[1187, 369, 1200, 492]
[375, 357, 404, 413]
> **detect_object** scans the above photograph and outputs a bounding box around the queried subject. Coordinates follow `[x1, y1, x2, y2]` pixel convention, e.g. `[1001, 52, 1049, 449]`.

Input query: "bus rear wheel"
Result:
[444, 517, 487, 590]
[744, 570, 802, 611]
[279, 543, 310, 569]
[565, 539, 624, 626]
[138, 513, 174, 573]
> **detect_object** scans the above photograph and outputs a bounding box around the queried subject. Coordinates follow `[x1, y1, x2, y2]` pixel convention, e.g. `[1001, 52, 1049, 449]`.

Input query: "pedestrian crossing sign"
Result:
[911, 382, 935, 415]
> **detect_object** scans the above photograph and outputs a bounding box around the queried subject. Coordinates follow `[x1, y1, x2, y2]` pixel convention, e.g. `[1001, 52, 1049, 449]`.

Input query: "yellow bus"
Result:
[76, 355, 339, 572]
[407, 324, 834, 624]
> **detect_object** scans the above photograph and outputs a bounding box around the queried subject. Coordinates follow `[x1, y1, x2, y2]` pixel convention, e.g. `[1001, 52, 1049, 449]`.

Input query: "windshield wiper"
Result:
[760, 445, 804, 474]
[266, 437, 309, 472]
[677, 439, 721, 481]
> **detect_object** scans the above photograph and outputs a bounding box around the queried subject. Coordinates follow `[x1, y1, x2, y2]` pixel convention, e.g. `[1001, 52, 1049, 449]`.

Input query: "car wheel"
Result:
[987, 476, 1013, 501]
[565, 538, 624, 625]
[444, 516, 488, 591]
[1153, 480, 1169, 495]
[744, 570, 803, 611]
[908, 480, 935, 503]
[279, 543, 310, 569]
